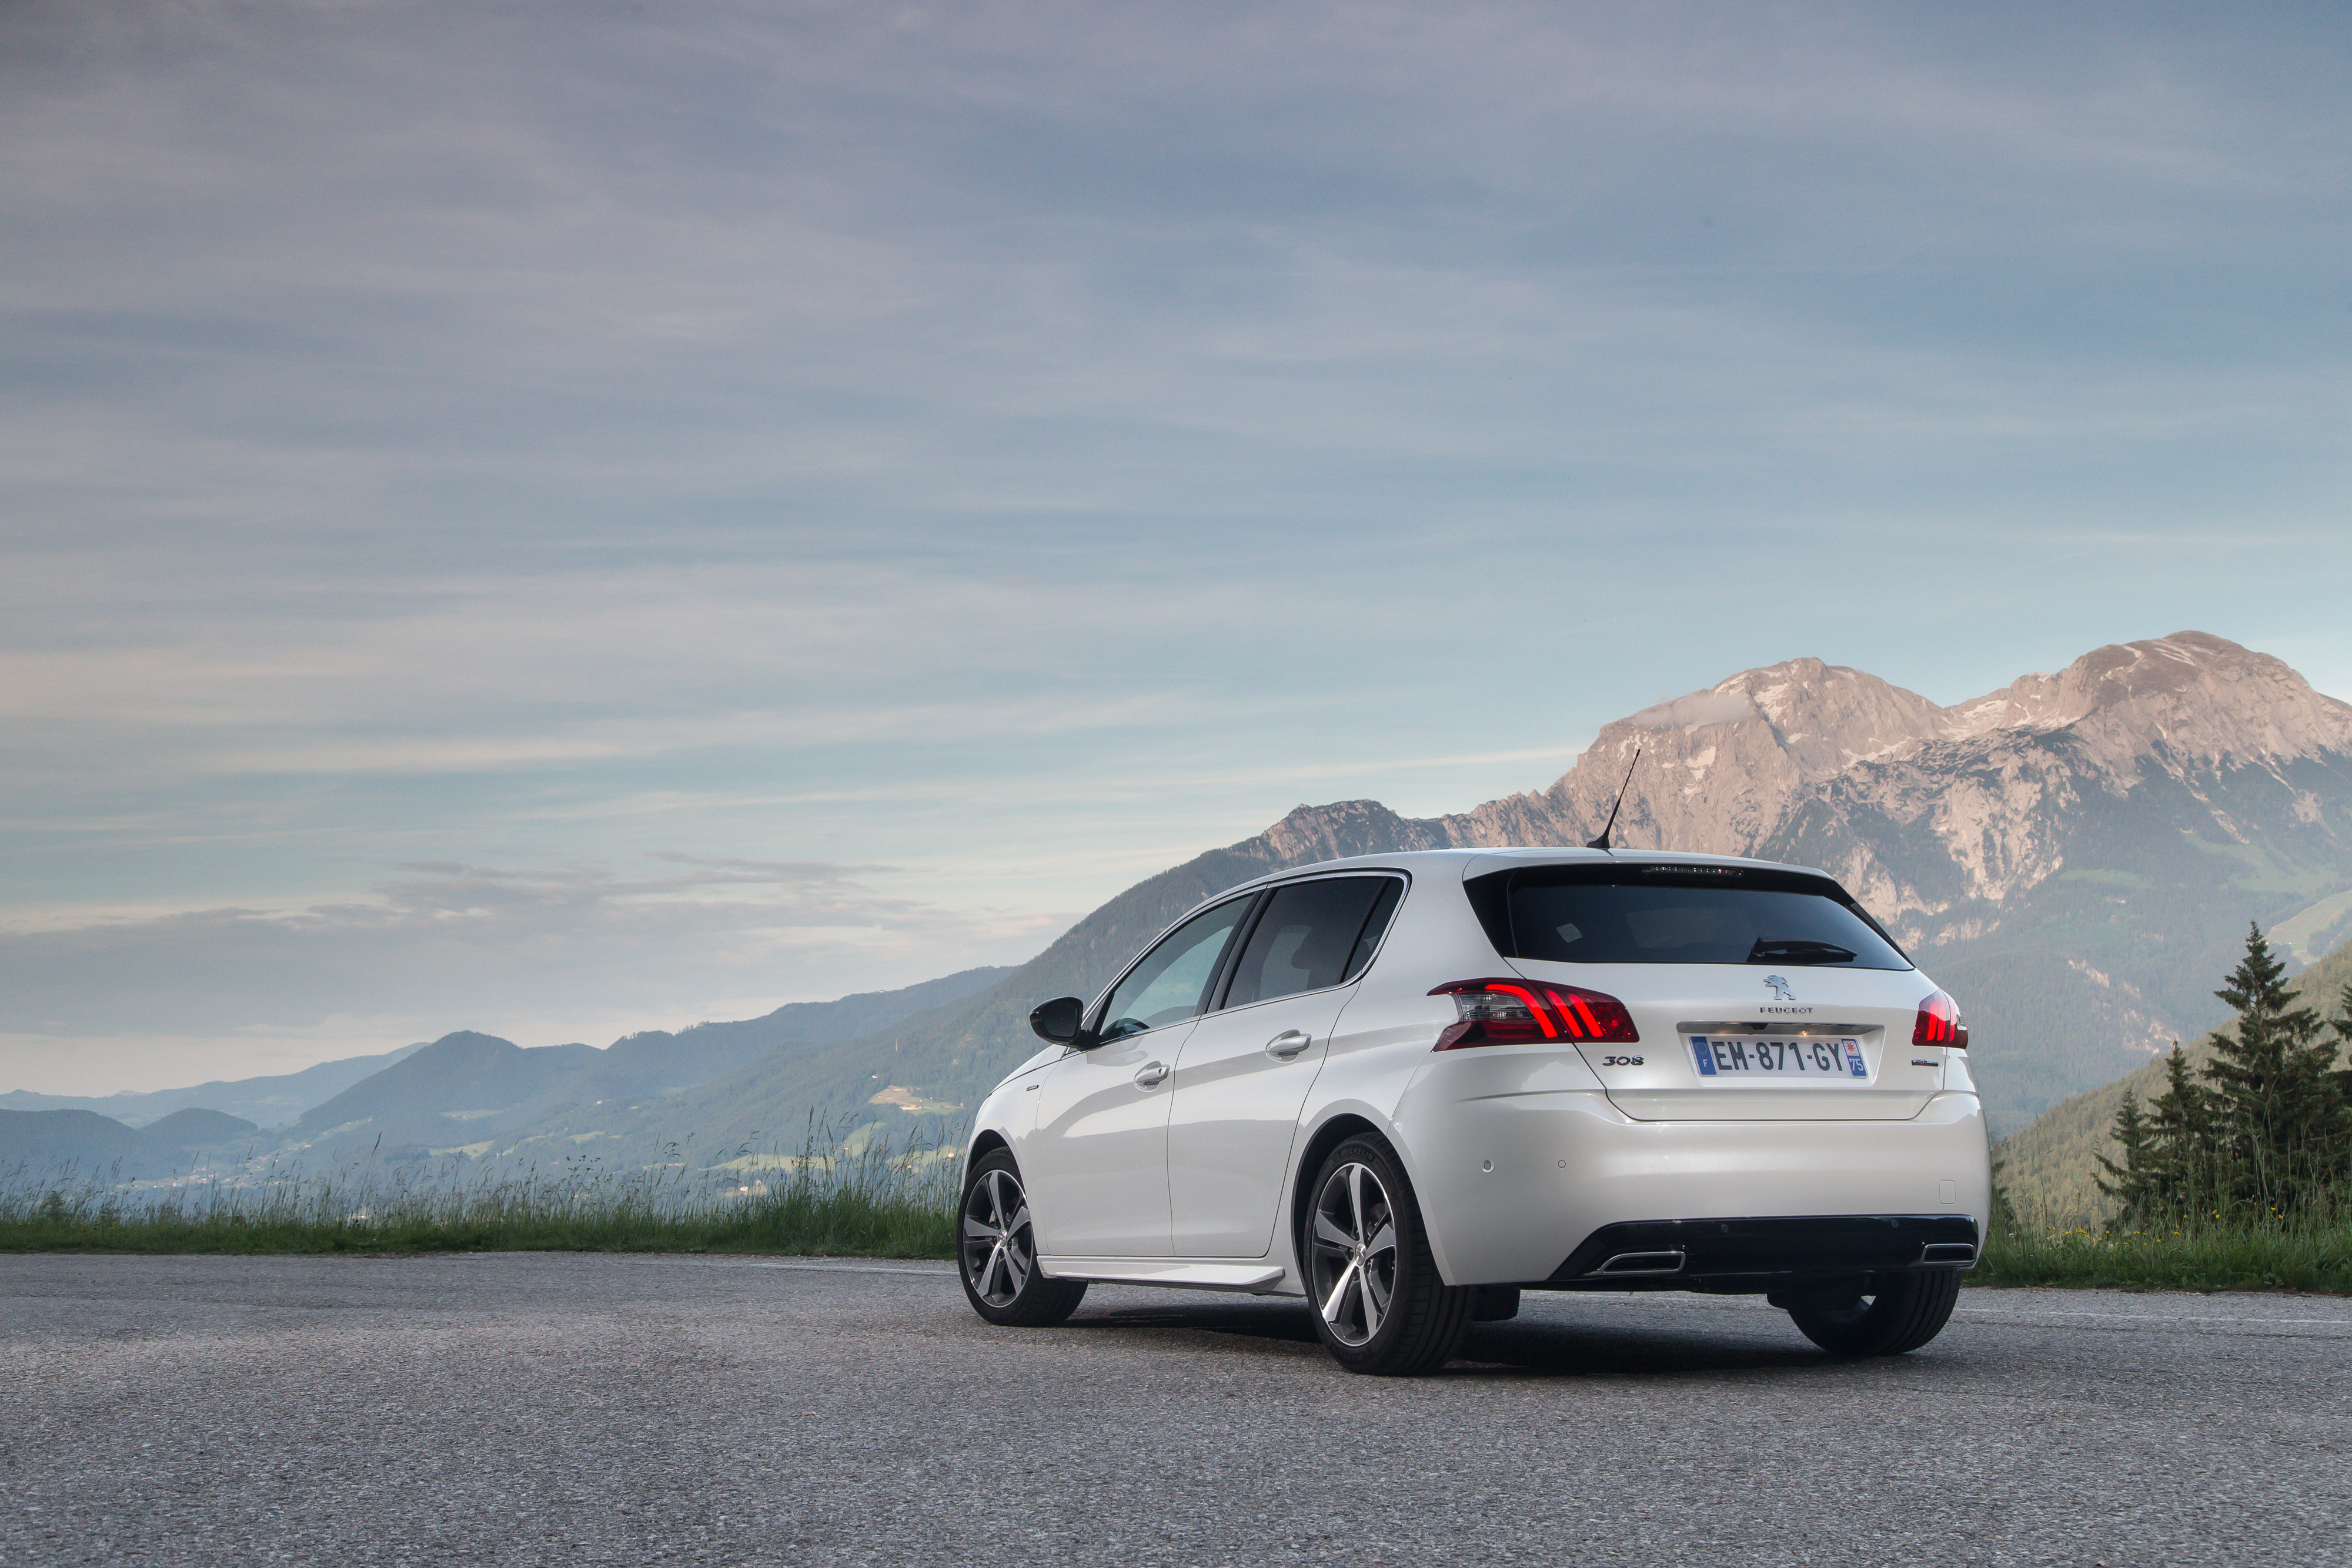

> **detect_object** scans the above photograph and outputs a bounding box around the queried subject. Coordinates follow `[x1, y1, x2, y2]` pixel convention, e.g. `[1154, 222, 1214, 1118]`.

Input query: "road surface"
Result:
[4, 1253, 2347, 1566]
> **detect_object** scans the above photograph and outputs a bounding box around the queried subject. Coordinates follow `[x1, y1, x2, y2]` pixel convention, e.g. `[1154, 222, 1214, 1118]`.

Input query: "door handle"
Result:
[1264, 1030, 1313, 1060]
[1134, 1061, 1169, 1088]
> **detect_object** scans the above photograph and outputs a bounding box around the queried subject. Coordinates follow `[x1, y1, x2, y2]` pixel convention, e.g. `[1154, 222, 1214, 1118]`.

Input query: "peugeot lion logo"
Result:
[1763, 974, 1796, 1001]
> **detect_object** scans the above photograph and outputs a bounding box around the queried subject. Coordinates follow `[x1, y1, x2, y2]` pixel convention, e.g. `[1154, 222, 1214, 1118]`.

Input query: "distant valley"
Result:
[0, 1043, 429, 1129]
[1, 968, 1010, 1178]
[0, 1105, 263, 1179]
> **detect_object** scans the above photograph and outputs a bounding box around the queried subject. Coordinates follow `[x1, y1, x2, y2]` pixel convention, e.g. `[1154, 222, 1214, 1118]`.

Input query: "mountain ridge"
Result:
[487, 629, 2352, 1161]
[0, 1105, 260, 1176]
[273, 966, 1017, 1161]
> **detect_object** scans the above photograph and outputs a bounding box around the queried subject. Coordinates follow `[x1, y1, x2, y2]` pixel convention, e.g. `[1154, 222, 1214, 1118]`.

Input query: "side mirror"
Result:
[1028, 995, 1090, 1047]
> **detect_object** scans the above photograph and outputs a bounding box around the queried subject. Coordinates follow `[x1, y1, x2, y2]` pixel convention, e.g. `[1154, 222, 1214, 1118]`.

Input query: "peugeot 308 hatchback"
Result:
[957, 849, 1990, 1375]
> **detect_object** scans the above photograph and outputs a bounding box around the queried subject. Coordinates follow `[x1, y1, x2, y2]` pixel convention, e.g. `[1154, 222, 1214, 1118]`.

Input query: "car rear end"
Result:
[1394, 851, 1990, 1298]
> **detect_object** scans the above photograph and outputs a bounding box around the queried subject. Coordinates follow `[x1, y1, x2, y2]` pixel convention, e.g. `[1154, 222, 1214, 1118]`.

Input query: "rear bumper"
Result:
[1544, 1213, 1979, 1291]
[1392, 1076, 1992, 1287]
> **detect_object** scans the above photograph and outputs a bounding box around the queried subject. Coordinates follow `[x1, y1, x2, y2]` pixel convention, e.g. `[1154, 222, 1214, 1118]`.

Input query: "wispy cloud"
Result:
[2, 0, 2347, 1086]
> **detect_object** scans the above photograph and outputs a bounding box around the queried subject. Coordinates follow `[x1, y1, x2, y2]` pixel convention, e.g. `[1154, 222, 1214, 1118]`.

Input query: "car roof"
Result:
[1221, 845, 1836, 892]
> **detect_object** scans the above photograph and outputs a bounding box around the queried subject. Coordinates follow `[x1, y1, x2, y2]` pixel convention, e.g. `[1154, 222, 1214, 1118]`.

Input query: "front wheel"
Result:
[1782, 1269, 1961, 1356]
[1299, 1136, 1473, 1375]
[958, 1149, 1087, 1326]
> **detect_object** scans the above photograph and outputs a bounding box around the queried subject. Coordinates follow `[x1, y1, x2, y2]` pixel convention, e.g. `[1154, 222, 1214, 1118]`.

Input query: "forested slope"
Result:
[1994, 934, 2352, 1222]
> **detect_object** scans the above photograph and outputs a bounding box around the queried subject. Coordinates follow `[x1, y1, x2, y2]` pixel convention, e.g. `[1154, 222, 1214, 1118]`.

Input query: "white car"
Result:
[957, 848, 1990, 1374]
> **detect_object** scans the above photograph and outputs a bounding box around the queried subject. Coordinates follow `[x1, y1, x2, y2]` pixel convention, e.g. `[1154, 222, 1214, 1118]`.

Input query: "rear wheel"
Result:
[958, 1149, 1087, 1327]
[1300, 1136, 1473, 1375]
[1782, 1269, 1961, 1356]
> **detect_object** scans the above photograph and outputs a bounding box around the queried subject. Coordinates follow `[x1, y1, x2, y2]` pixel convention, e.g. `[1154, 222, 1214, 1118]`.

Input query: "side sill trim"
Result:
[1037, 1257, 1288, 1293]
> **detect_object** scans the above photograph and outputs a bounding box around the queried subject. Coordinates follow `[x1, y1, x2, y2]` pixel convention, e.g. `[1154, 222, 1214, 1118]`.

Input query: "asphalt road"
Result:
[4, 1255, 2348, 1567]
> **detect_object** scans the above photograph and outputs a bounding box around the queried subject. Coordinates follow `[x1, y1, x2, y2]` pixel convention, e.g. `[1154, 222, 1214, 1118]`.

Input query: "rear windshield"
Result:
[1465, 864, 1911, 969]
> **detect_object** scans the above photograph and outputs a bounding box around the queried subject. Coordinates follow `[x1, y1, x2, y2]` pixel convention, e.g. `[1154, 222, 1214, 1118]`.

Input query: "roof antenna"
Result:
[1586, 745, 1642, 850]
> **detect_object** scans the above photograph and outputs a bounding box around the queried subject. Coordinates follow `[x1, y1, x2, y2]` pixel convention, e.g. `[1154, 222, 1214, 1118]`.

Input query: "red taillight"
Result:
[1429, 978, 1639, 1049]
[1913, 990, 1968, 1049]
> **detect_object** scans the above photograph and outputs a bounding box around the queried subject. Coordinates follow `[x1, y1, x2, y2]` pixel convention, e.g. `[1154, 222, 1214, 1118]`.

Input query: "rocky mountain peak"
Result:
[1438, 633, 2350, 867]
[1950, 631, 2352, 770]
[1244, 630, 2348, 944]
[1425, 657, 1957, 860]
[1698, 657, 1949, 777]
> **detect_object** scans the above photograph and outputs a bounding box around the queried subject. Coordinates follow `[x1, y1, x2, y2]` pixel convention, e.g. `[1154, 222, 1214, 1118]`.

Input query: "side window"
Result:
[1097, 897, 1253, 1043]
[1341, 877, 1404, 982]
[1223, 877, 1395, 1009]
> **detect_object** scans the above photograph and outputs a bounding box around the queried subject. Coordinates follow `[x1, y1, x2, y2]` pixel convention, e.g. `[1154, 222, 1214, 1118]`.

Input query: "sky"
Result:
[3, 0, 2348, 1094]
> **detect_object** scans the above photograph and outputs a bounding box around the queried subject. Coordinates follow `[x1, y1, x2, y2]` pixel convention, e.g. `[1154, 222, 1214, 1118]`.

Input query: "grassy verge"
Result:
[1973, 1222, 2352, 1293]
[0, 1185, 956, 1258]
[0, 1125, 962, 1259]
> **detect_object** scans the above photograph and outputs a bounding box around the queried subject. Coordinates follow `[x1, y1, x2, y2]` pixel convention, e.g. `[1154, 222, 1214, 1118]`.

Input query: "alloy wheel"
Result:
[1308, 1161, 1399, 1347]
[961, 1166, 1035, 1309]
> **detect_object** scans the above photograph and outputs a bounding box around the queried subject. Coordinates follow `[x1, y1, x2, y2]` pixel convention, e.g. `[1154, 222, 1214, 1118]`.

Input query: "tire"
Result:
[958, 1149, 1087, 1327]
[1783, 1269, 1962, 1356]
[1299, 1135, 1474, 1375]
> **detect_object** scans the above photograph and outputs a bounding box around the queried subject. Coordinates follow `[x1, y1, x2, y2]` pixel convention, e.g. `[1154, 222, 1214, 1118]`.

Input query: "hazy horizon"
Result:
[5, 1, 2348, 1093]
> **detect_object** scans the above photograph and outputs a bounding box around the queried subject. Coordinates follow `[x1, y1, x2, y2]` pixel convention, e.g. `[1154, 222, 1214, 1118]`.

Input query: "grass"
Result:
[1973, 1218, 2352, 1293]
[0, 1182, 957, 1259]
[0, 1124, 961, 1260]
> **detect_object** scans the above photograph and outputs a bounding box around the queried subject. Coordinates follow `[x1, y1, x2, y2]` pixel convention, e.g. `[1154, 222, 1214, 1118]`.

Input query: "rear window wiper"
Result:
[1747, 939, 1856, 965]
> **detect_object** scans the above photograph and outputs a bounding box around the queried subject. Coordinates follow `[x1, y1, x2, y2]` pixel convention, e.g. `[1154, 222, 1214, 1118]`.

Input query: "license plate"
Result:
[1689, 1035, 1867, 1079]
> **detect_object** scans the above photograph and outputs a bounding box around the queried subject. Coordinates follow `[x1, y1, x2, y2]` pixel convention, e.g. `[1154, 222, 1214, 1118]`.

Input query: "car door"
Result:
[1023, 894, 1257, 1258]
[1164, 875, 1404, 1258]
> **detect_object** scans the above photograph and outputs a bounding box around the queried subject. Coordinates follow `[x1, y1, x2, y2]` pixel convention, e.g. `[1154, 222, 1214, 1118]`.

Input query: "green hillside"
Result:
[1994, 932, 2352, 1223]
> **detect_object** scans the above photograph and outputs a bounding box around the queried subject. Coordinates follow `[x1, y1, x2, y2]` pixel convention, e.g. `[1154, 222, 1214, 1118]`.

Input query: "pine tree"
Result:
[2200, 924, 2346, 1215]
[2096, 1091, 2164, 1219]
[2099, 1044, 2217, 1222]
[2100, 928, 2352, 1225]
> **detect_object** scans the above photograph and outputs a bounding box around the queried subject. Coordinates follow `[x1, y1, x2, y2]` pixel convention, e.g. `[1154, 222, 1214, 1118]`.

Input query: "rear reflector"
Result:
[1429, 978, 1639, 1048]
[1913, 989, 1968, 1049]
